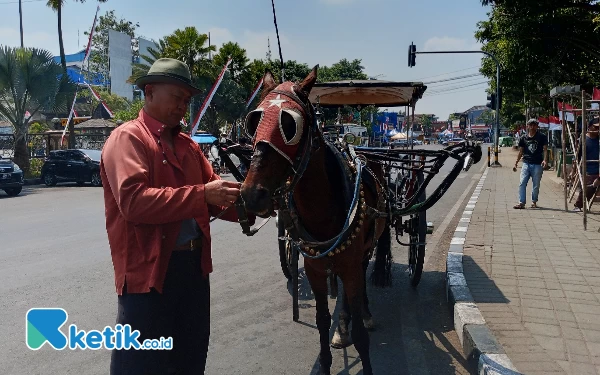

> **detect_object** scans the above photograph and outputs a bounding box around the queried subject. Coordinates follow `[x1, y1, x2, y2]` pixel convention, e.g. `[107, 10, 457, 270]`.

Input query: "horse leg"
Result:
[305, 263, 332, 375]
[331, 291, 352, 349]
[346, 275, 373, 375]
[361, 258, 375, 331]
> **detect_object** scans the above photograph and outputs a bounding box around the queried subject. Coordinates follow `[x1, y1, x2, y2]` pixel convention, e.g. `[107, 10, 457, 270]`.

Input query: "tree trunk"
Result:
[13, 132, 30, 176]
[19, 0, 24, 48]
[57, 4, 66, 74]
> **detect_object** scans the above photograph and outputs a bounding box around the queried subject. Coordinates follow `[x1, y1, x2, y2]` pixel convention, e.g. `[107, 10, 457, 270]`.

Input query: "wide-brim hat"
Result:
[136, 58, 201, 96]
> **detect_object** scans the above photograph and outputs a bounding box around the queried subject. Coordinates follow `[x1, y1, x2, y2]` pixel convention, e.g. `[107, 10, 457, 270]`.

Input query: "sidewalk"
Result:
[463, 148, 600, 375]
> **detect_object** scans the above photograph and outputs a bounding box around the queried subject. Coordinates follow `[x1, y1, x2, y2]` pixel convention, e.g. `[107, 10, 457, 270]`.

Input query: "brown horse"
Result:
[240, 66, 391, 375]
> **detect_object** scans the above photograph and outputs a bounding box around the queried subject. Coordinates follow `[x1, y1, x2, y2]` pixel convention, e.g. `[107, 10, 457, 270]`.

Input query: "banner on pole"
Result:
[190, 57, 233, 136]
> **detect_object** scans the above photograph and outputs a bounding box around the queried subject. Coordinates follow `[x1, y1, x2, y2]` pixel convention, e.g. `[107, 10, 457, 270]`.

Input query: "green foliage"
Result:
[114, 100, 144, 122]
[0, 47, 74, 173]
[476, 0, 600, 128]
[26, 157, 44, 179]
[85, 10, 139, 82]
[29, 122, 50, 133]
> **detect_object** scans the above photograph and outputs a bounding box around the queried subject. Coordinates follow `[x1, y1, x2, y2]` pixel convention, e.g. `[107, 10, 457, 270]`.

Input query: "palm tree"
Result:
[164, 27, 215, 80]
[127, 38, 167, 84]
[47, 0, 108, 74]
[0, 47, 72, 173]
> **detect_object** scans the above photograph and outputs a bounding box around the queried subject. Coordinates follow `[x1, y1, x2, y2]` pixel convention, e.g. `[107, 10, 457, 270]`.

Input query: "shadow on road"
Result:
[287, 263, 475, 374]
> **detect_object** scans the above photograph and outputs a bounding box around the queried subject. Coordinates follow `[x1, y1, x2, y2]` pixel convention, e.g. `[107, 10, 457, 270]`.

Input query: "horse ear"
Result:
[298, 65, 319, 94]
[260, 70, 278, 100]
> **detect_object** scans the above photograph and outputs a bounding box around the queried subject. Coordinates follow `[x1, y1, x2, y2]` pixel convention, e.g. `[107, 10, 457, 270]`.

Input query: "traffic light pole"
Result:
[414, 50, 502, 166]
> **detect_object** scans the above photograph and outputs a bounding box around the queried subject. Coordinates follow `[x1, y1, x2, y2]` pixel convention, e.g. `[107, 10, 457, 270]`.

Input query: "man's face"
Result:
[145, 83, 192, 127]
[527, 123, 539, 133]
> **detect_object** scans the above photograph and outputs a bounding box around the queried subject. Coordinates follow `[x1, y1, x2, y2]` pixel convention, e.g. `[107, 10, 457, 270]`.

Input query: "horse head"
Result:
[241, 66, 319, 217]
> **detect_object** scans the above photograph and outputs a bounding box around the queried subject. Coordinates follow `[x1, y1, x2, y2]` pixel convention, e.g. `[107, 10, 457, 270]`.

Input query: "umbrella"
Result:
[191, 134, 218, 144]
[390, 132, 408, 140]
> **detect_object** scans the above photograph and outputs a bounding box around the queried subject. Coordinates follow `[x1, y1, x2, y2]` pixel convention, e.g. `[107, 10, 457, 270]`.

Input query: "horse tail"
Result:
[370, 219, 393, 287]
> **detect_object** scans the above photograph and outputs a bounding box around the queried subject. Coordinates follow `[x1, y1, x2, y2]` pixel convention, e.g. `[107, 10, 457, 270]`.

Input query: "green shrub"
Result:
[26, 158, 44, 179]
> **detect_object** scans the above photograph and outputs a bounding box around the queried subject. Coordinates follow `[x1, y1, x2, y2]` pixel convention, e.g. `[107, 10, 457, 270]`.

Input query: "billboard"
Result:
[108, 30, 133, 101]
[138, 38, 158, 64]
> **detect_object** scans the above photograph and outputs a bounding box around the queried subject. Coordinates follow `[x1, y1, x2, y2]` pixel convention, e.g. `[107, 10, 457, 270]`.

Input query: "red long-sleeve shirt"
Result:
[100, 109, 239, 295]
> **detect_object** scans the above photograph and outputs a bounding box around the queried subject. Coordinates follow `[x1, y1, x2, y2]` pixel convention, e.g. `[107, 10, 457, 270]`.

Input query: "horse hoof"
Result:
[331, 329, 352, 349]
[363, 317, 375, 331]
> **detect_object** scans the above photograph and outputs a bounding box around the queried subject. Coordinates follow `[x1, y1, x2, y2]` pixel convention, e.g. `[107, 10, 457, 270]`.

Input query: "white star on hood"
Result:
[268, 94, 287, 108]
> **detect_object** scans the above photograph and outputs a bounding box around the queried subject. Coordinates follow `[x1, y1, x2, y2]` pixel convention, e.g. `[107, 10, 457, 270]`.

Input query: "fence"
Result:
[0, 130, 112, 159]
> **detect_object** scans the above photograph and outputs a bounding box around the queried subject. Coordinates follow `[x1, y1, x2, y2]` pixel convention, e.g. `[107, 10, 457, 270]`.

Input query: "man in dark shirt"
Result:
[575, 120, 600, 209]
[514, 119, 548, 208]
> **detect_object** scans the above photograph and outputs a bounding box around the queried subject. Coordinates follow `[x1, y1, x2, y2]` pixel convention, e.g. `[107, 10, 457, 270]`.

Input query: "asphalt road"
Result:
[0, 144, 487, 375]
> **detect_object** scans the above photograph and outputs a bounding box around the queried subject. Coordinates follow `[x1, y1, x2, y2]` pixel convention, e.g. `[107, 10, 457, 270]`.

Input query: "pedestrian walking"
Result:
[100, 58, 253, 374]
[513, 118, 548, 209]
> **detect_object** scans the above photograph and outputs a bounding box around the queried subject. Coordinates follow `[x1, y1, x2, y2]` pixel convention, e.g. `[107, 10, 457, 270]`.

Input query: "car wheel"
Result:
[4, 187, 22, 196]
[44, 173, 57, 186]
[91, 171, 102, 187]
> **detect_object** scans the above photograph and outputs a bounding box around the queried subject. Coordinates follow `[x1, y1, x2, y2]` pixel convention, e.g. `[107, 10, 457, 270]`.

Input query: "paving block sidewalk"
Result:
[463, 147, 600, 375]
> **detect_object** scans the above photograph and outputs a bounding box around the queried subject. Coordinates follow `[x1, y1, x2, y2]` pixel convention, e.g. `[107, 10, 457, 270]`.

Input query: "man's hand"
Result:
[204, 180, 242, 207]
[542, 160, 547, 168]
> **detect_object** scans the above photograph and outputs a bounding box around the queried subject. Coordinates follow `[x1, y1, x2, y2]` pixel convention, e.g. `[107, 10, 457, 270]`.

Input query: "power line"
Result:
[426, 75, 485, 88]
[423, 86, 489, 97]
[413, 65, 481, 81]
[424, 73, 482, 85]
[423, 81, 489, 96]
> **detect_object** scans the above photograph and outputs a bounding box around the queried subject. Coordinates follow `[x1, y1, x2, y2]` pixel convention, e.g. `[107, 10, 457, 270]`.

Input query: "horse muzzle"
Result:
[240, 184, 275, 218]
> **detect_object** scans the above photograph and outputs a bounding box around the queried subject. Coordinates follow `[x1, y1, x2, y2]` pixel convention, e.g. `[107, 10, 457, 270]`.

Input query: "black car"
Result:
[41, 149, 102, 187]
[0, 158, 24, 196]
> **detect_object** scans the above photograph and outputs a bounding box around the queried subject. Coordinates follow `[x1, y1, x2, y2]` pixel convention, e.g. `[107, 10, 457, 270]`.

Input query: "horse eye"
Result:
[245, 110, 262, 137]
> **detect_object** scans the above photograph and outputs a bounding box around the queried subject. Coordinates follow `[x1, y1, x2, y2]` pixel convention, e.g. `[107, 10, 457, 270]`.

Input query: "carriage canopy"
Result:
[308, 80, 427, 108]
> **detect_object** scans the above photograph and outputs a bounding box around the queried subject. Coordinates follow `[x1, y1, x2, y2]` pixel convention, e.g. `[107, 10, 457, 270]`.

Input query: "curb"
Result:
[445, 168, 523, 375]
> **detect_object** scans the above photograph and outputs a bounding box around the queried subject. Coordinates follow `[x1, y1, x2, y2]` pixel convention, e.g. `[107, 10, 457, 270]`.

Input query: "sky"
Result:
[0, 0, 491, 120]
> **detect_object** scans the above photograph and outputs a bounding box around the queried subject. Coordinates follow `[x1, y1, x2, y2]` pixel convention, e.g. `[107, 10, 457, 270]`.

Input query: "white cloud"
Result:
[0, 27, 55, 53]
[207, 27, 234, 49]
[423, 36, 479, 52]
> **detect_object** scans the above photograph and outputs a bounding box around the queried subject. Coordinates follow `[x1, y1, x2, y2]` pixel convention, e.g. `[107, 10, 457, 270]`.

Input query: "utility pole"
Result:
[19, 0, 24, 48]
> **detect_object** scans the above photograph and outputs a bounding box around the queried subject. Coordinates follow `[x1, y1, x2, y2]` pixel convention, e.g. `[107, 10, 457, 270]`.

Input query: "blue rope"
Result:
[297, 157, 364, 259]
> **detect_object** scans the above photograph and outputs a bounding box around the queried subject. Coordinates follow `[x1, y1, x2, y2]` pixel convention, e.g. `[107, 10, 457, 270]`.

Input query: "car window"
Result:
[50, 151, 66, 160]
[81, 149, 101, 162]
[67, 151, 85, 161]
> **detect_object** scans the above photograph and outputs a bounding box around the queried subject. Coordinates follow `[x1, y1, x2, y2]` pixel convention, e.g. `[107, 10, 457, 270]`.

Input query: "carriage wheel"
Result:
[278, 214, 294, 280]
[408, 171, 426, 287]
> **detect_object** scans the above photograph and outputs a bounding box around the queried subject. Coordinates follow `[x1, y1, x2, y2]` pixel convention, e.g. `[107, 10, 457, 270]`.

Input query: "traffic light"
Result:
[486, 93, 497, 110]
[408, 43, 416, 68]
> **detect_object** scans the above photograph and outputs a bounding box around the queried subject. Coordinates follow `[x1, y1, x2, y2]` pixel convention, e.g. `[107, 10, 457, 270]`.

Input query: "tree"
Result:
[212, 42, 249, 85]
[114, 100, 144, 122]
[164, 27, 214, 80]
[476, 0, 600, 128]
[0, 47, 73, 173]
[47, 0, 109, 74]
[128, 38, 166, 84]
[85, 10, 138, 84]
[78, 87, 130, 114]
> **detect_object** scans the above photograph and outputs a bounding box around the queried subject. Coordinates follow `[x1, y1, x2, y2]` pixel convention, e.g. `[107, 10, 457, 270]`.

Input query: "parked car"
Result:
[41, 149, 102, 187]
[0, 158, 24, 196]
[442, 138, 465, 146]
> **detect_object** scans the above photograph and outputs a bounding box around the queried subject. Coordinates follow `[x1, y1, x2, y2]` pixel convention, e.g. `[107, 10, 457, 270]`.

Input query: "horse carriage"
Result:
[212, 68, 481, 375]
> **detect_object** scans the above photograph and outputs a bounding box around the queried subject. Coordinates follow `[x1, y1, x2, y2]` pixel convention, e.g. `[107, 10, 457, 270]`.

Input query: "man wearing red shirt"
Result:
[101, 58, 247, 374]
